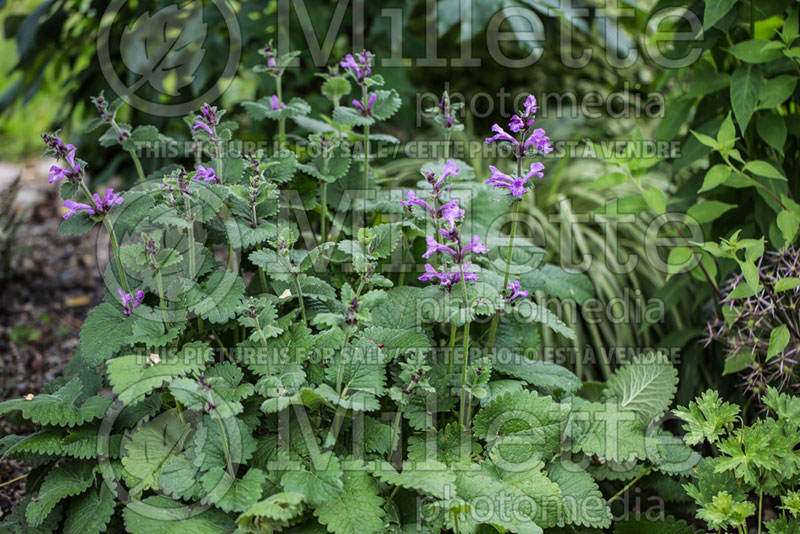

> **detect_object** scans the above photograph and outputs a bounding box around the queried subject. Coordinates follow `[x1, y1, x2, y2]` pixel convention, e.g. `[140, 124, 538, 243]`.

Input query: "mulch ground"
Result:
[0, 161, 106, 518]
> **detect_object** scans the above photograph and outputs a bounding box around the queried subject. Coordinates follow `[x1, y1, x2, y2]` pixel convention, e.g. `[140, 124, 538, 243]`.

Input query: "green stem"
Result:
[607, 466, 652, 504]
[150, 255, 170, 328]
[486, 200, 520, 353]
[292, 273, 308, 327]
[336, 279, 365, 394]
[758, 481, 764, 534]
[458, 263, 471, 429]
[0, 474, 27, 489]
[447, 322, 457, 375]
[110, 118, 147, 190]
[103, 218, 129, 294]
[277, 76, 286, 146]
[362, 85, 370, 193]
[185, 196, 196, 280]
[388, 410, 402, 461]
[213, 414, 235, 478]
[320, 182, 328, 242]
[254, 316, 271, 376]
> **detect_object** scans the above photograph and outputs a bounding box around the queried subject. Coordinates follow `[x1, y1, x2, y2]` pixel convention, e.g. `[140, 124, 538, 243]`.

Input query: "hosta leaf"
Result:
[313, 466, 385, 534]
[106, 341, 212, 405]
[372, 460, 455, 499]
[201, 467, 267, 512]
[0, 378, 111, 427]
[63, 483, 116, 534]
[187, 270, 245, 324]
[280, 452, 344, 506]
[605, 353, 678, 423]
[79, 302, 134, 365]
[548, 460, 611, 528]
[26, 460, 95, 527]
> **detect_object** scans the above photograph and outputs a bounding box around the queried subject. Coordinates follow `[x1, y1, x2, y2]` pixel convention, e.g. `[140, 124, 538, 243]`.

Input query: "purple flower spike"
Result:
[400, 190, 434, 214]
[353, 93, 377, 116]
[418, 262, 480, 289]
[62, 200, 94, 219]
[485, 124, 518, 146]
[340, 50, 373, 84]
[523, 128, 552, 154]
[523, 95, 538, 117]
[525, 162, 545, 180]
[422, 236, 457, 259]
[486, 166, 531, 198]
[48, 146, 81, 184]
[192, 103, 219, 138]
[194, 165, 220, 184]
[118, 288, 145, 316]
[269, 95, 285, 110]
[92, 189, 124, 214]
[441, 201, 465, 231]
[508, 115, 525, 133]
[506, 280, 529, 302]
[461, 235, 488, 259]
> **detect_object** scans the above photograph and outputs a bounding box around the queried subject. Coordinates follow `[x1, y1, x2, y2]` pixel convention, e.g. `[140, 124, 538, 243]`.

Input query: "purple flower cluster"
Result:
[194, 165, 220, 184]
[48, 145, 82, 184]
[353, 93, 376, 116]
[269, 95, 285, 110]
[62, 189, 124, 219]
[91, 94, 113, 123]
[42, 133, 75, 161]
[403, 161, 488, 289]
[261, 43, 284, 77]
[118, 288, 144, 316]
[484, 94, 551, 199]
[506, 280, 529, 302]
[439, 91, 454, 129]
[192, 103, 219, 138]
[340, 51, 372, 85]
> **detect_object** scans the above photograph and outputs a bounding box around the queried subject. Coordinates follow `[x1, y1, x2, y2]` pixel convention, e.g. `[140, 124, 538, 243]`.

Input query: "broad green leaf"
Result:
[744, 160, 786, 180]
[63, 483, 116, 534]
[643, 187, 666, 215]
[605, 353, 678, 423]
[313, 467, 385, 534]
[727, 39, 783, 63]
[280, 452, 344, 506]
[26, 460, 95, 527]
[200, 467, 266, 513]
[767, 325, 791, 358]
[699, 164, 732, 193]
[730, 64, 764, 132]
[687, 201, 736, 224]
[757, 114, 787, 154]
[79, 302, 134, 365]
[548, 460, 611, 528]
[0, 377, 111, 428]
[704, 0, 739, 30]
[372, 460, 455, 499]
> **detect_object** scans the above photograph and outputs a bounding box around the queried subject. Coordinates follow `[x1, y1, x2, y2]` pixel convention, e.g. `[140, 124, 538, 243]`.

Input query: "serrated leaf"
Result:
[187, 270, 245, 324]
[548, 460, 611, 528]
[605, 353, 678, 423]
[280, 452, 343, 506]
[26, 460, 95, 527]
[372, 460, 455, 499]
[0, 378, 111, 427]
[79, 302, 134, 365]
[63, 483, 116, 534]
[201, 467, 266, 513]
[313, 466, 385, 534]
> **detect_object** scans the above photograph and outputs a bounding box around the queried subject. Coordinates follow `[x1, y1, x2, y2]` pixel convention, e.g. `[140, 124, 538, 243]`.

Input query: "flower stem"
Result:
[277, 76, 286, 147]
[447, 322, 457, 375]
[362, 85, 370, 194]
[185, 196, 196, 280]
[458, 263, 471, 429]
[150, 255, 170, 329]
[103, 218, 129, 294]
[607, 465, 651, 505]
[336, 279, 365, 395]
[486, 200, 520, 353]
[292, 273, 308, 327]
[110, 118, 148, 190]
[320, 182, 328, 242]
[0, 473, 28, 489]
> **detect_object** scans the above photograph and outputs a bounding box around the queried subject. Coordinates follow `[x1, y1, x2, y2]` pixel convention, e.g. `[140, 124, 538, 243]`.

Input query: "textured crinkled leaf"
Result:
[548, 460, 611, 528]
[201, 467, 266, 512]
[187, 270, 245, 324]
[674, 389, 739, 445]
[79, 302, 134, 365]
[121, 411, 193, 495]
[280, 452, 344, 506]
[237, 492, 306, 532]
[370, 89, 402, 121]
[123, 495, 236, 534]
[511, 302, 576, 339]
[491, 354, 580, 394]
[59, 210, 95, 235]
[63, 483, 116, 534]
[243, 97, 311, 120]
[0, 497, 62, 534]
[332, 105, 374, 127]
[26, 460, 95, 527]
[106, 341, 212, 405]
[567, 399, 647, 463]
[313, 466, 385, 534]
[605, 353, 678, 423]
[371, 286, 431, 330]
[0, 378, 111, 427]
[372, 460, 455, 499]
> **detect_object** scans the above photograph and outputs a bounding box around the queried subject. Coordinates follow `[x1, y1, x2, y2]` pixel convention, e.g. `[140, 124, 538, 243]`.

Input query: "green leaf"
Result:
[313, 466, 385, 534]
[768, 325, 791, 358]
[201, 467, 266, 513]
[372, 460, 456, 499]
[26, 460, 95, 527]
[473, 390, 570, 459]
[568, 399, 647, 463]
[730, 64, 764, 132]
[605, 353, 678, 423]
[757, 114, 787, 154]
[777, 209, 800, 246]
[687, 201, 736, 224]
[673, 389, 740, 445]
[123, 495, 236, 534]
[237, 492, 306, 533]
[63, 483, 116, 534]
[727, 39, 783, 63]
[280, 452, 344, 506]
[491, 354, 581, 394]
[242, 97, 311, 121]
[589, 171, 627, 190]
[717, 112, 736, 148]
[59, 210, 96, 235]
[699, 164, 732, 193]
[614, 516, 698, 534]
[0, 377, 111, 427]
[775, 277, 800, 292]
[121, 411, 193, 495]
[322, 77, 352, 102]
[106, 341, 212, 405]
[548, 460, 611, 528]
[744, 160, 786, 180]
[758, 75, 798, 110]
[332, 106, 373, 127]
[187, 270, 245, 324]
[642, 187, 666, 215]
[79, 302, 134, 365]
[704, 0, 739, 30]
